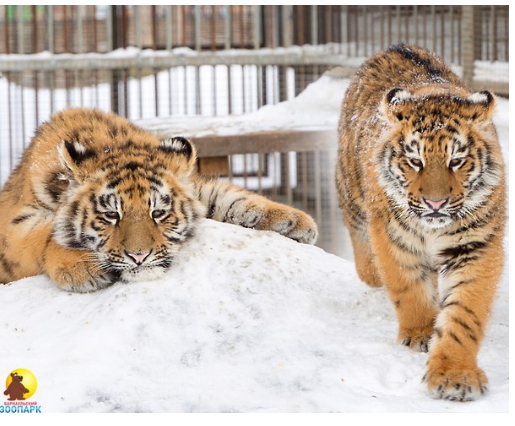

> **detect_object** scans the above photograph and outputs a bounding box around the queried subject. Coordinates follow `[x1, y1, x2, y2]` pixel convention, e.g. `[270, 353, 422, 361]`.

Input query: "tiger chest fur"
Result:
[336, 44, 506, 401]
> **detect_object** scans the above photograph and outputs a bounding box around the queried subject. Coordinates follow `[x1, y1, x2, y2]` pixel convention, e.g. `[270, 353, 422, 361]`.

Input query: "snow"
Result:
[137, 71, 343, 137]
[1, 218, 508, 414]
[0, 70, 510, 415]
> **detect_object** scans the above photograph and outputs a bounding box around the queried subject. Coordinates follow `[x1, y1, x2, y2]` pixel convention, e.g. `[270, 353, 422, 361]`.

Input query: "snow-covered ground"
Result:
[0, 217, 509, 413]
[0, 92, 510, 414]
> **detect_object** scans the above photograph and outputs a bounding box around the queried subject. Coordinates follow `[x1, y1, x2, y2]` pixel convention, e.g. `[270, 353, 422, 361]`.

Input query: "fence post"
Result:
[461, 5, 480, 88]
[279, 5, 293, 102]
[109, 5, 120, 114]
[281, 5, 293, 47]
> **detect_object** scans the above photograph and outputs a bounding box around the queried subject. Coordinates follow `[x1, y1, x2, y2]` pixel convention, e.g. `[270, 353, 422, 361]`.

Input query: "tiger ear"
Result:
[382, 88, 412, 122]
[159, 136, 197, 170]
[57, 140, 95, 182]
[466, 90, 496, 123]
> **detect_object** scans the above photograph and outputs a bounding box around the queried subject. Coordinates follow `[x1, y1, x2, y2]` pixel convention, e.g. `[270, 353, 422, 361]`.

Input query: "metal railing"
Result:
[0, 5, 509, 256]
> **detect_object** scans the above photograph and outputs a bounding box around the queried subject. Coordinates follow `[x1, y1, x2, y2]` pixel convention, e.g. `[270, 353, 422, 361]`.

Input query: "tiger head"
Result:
[53, 136, 206, 283]
[377, 87, 503, 229]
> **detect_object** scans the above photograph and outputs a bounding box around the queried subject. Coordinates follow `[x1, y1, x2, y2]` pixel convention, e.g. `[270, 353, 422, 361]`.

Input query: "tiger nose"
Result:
[424, 198, 448, 211]
[125, 250, 151, 265]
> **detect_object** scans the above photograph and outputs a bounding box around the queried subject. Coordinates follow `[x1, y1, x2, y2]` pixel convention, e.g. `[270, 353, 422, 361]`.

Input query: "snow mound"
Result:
[0, 219, 508, 413]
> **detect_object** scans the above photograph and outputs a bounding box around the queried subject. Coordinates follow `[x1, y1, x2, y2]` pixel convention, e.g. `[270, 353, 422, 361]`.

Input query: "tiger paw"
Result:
[423, 366, 488, 401]
[399, 327, 433, 352]
[45, 240, 120, 293]
[227, 202, 318, 244]
[48, 261, 119, 293]
[45, 246, 119, 292]
[262, 206, 318, 244]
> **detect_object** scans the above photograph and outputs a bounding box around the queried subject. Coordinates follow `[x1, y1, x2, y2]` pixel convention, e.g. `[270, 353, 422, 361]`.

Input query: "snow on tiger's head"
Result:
[376, 88, 504, 229]
[52, 135, 206, 283]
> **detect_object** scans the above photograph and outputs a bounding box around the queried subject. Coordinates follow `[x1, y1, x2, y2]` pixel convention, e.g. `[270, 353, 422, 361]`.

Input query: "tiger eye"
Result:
[151, 209, 166, 219]
[409, 158, 423, 168]
[103, 211, 120, 221]
[449, 158, 463, 168]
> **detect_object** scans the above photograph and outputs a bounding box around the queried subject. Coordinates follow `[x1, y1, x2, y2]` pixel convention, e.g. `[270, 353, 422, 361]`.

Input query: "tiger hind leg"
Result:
[348, 228, 382, 288]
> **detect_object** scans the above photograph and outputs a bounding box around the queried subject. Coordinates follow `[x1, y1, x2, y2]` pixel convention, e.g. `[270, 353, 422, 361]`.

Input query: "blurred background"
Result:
[0, 5, 509, 256]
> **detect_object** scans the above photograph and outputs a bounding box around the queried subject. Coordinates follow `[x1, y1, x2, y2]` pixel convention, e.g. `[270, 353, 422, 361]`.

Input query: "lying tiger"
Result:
[0, 108, 318, 292]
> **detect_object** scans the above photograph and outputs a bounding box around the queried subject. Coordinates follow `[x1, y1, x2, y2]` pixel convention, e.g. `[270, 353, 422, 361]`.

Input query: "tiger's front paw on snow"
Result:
[399, 326, 434, 353]
[267, 209, 318, 244]
[47, 258, 119, 293]
[228, 204, 318, 244]
[246, 203, 317, 244]
[423, 366, 488, 402]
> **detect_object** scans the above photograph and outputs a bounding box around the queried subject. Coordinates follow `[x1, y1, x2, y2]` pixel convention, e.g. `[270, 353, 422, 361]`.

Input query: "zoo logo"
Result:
[1, 369, 41, 413]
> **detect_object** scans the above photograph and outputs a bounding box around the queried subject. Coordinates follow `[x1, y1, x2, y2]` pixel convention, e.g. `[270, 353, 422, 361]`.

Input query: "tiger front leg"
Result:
[248, 200, 318, 244]
[44, 239, 118, 292]
[370, 221, 439, 352]
[424, 241, 503, 401]
[198, 180, 318, 244]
